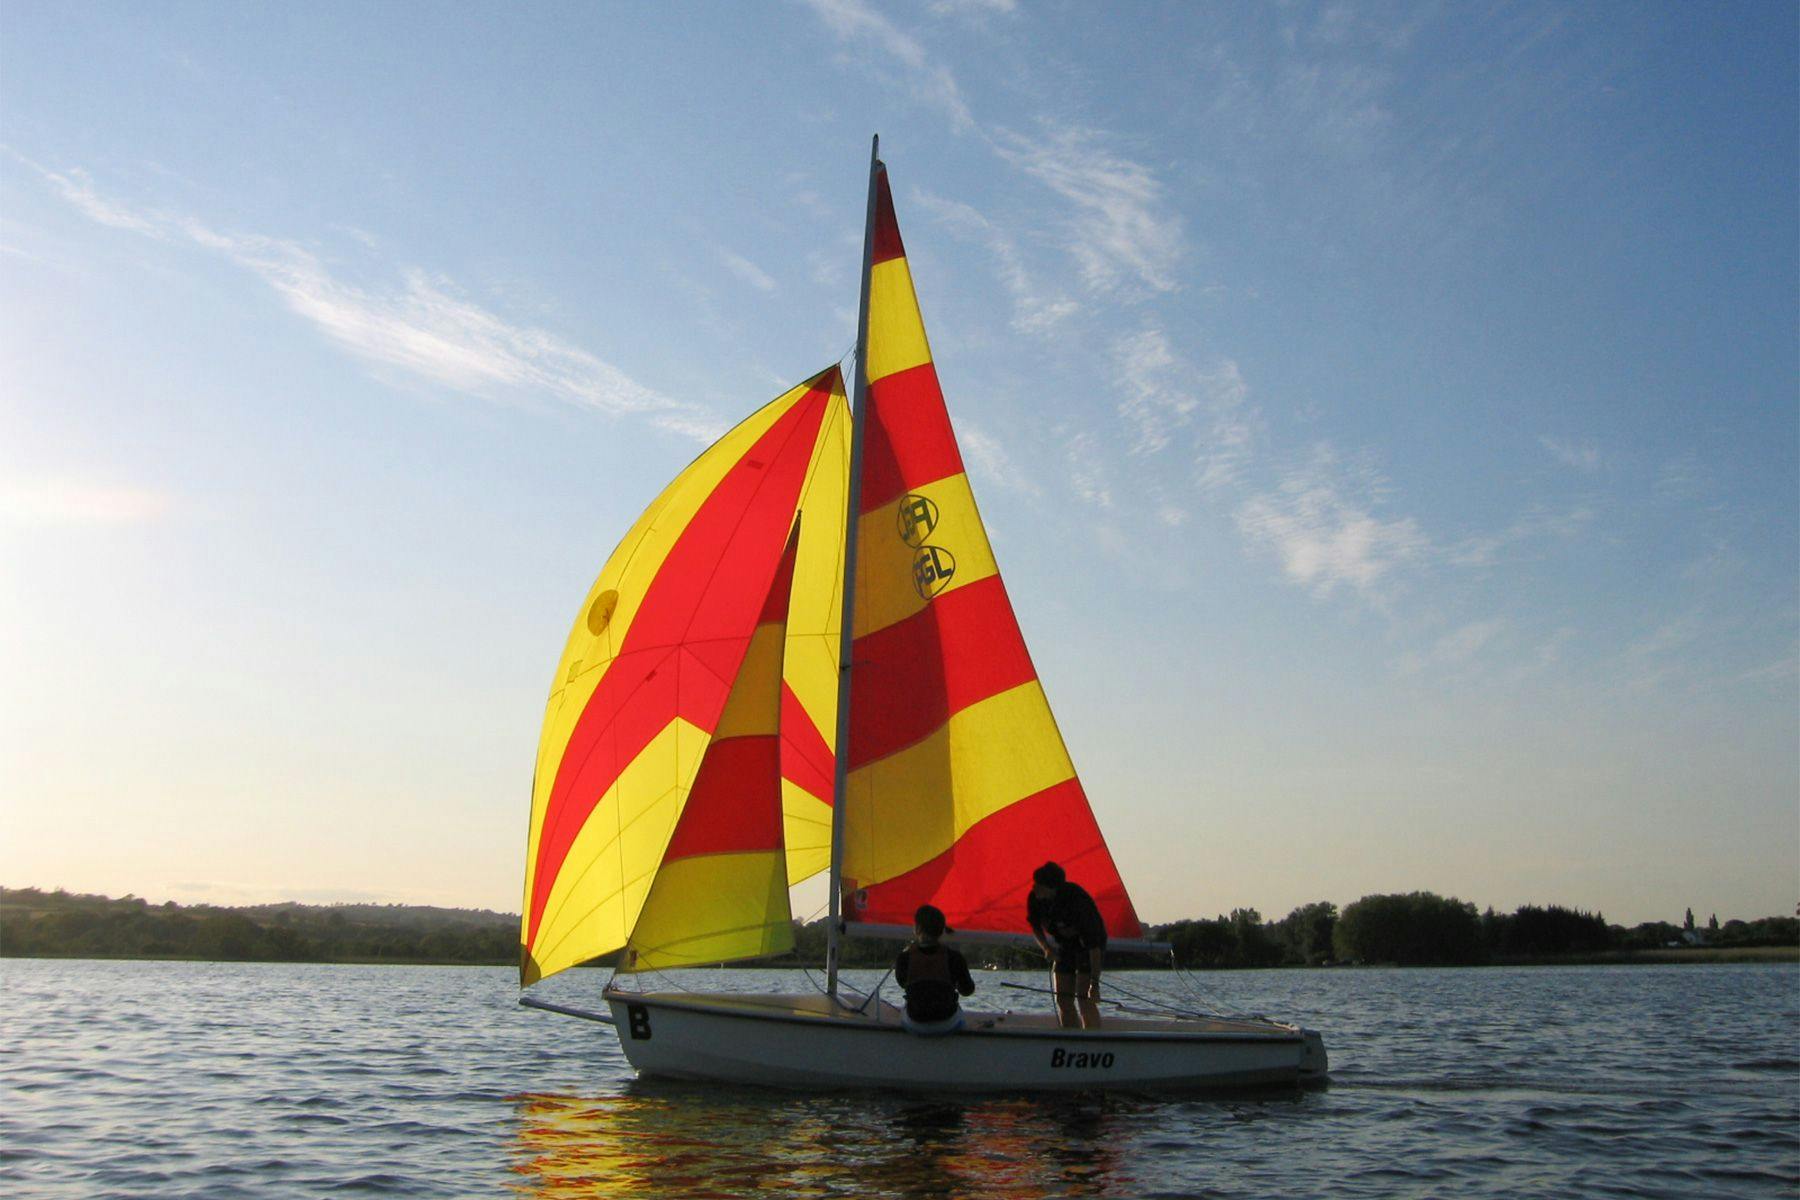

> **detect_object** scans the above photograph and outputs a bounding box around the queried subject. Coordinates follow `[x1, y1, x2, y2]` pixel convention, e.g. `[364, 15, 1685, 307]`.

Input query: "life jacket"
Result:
[904, 944, 953, 986]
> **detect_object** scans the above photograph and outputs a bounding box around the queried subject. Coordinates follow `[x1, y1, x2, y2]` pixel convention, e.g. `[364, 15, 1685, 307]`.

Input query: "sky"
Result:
[1, 1, 1794, 929]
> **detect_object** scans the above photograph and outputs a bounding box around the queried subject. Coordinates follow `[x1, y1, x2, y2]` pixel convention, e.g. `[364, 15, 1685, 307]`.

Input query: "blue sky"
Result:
[2, 1, 1794, 926]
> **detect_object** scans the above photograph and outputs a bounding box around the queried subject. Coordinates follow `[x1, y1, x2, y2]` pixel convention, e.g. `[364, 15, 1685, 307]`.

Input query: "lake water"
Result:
[1, 960, 1795, 1198]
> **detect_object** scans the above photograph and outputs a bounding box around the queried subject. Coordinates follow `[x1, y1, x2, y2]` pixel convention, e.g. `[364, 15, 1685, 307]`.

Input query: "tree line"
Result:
[0, 887, 517, 965]
[1148, 894, 1799, 969]
[4, 885, 1794, 968]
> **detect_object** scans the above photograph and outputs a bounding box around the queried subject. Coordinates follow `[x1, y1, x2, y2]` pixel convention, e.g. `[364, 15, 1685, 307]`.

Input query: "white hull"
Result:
[598, 990, 1328, 1092]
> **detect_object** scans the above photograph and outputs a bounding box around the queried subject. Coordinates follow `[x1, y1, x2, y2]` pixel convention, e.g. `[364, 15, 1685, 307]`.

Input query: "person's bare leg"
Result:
[1075, 972, 1102, 1029]
[1051, 968, 1079, 1027]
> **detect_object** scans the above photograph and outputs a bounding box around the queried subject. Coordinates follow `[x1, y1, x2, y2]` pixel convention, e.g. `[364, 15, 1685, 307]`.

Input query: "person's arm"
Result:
[1076, 890, 1108, 951]
[951, 950, 976, 996]
[894, 949, 910, 986]
[1077, 890, 1106, 991]
[1027, 897, 1054, 958]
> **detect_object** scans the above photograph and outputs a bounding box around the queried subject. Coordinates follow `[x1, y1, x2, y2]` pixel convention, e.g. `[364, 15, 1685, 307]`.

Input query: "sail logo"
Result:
[896, 494, 938, 546]
[912, 546, 956, 598]
[898, 494, 955, 599]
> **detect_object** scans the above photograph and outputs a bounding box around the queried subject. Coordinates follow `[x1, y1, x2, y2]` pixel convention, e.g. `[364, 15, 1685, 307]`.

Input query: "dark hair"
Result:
[914, 904, 948, 938]
[1032, 862, 1066, 888]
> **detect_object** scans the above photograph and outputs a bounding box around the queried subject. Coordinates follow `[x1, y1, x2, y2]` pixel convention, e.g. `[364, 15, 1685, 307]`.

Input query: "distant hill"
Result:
[0, 887, 519, 965]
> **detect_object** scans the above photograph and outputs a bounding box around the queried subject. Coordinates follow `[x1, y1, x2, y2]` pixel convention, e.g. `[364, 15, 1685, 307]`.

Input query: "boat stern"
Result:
[1297, 1028, 1329, 1083]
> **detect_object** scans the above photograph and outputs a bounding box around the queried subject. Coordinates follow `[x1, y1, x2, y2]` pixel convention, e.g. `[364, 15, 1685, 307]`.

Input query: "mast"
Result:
[826, 134, 880, 999]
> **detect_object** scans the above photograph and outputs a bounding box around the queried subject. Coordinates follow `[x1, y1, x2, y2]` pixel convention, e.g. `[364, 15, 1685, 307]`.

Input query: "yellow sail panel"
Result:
[712, 624, 785, 740]
[623, 854, 793, 971]
[865, 257, 932, 381]
[781, 782, 834, 885]
[522, 371, 839, 984]
[621, 532, 801, 971]
[779, 389, 849, 885]
[844, 681, 1077, 884]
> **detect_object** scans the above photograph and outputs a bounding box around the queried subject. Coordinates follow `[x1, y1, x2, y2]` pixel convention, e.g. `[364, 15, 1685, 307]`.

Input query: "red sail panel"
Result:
[842, 166, 1142, 939]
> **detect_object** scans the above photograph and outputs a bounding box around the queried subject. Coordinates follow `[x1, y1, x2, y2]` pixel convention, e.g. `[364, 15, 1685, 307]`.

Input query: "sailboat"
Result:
[518, 138, 1328, 1090]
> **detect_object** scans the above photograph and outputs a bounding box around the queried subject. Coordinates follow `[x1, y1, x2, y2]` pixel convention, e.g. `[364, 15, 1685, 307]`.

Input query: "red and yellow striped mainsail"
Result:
[521, 368, 843, 984]
[840, 167, 1142, 939]
[621, 530, 802, 971]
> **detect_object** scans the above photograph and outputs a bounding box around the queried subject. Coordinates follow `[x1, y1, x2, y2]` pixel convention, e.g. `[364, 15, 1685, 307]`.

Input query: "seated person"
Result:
[894, 904, 975, 1035]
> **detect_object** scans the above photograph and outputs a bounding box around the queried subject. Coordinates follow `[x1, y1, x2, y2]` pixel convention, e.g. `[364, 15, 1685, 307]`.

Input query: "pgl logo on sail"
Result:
[912, 545, 956, 598]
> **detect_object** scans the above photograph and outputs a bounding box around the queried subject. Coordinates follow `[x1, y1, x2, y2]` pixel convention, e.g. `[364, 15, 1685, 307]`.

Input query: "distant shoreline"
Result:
[6, 886, 1794, 972]
[1482, 946, 1798, 966]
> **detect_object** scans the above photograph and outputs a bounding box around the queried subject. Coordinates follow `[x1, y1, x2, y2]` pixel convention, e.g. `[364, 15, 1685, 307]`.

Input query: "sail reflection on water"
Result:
[508, 1087, 1140, 1199]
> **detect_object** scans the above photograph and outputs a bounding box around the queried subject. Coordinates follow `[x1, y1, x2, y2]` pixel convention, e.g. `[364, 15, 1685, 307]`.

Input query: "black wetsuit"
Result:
[1027, 881, 1108, 973]
[893, 943, 976, 1023]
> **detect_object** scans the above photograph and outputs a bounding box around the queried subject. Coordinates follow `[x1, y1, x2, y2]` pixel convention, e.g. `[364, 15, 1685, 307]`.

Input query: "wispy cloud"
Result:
[1235, 444, 1428, 597]
[928, 0, 1015, 15]
[1514, 625, 1577, 680]
[1062, 429, 1113, 508]
[800, 0, 974, 130]
[1446, 504, 1595, 568]
[1189, 361, 1256, 493]
[1655, 454, 1705, 499]
[1618, 610, 1797, 697]
[800, 4, 1184, 299]
[805, 246, 849, 292]
[1394, 618, 1508, 675]
[1731, 650, 1799, 686]
[956, 420, 1040, 496]
[719, 249, 778, 293]
[1111, 327, 1258, 493]
[1539, 434, 1601, 471]
[1619, 616, 1703, 693]
[0, 478, 174, 526]
[36, 164, 166, 238]
[1112, 328, 1196, 455]
[991, 124, 1185, 295]
[912, 189, 1078, 334]
[1679, 537, 1741, 585]
[33, 163, 721, 441]
[1434, 618, 1506, 663]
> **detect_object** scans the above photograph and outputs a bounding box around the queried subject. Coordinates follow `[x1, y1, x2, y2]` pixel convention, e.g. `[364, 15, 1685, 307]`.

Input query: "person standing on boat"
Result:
[1027, 862, 1107, 1029]
[895, 904, 976, 1035]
